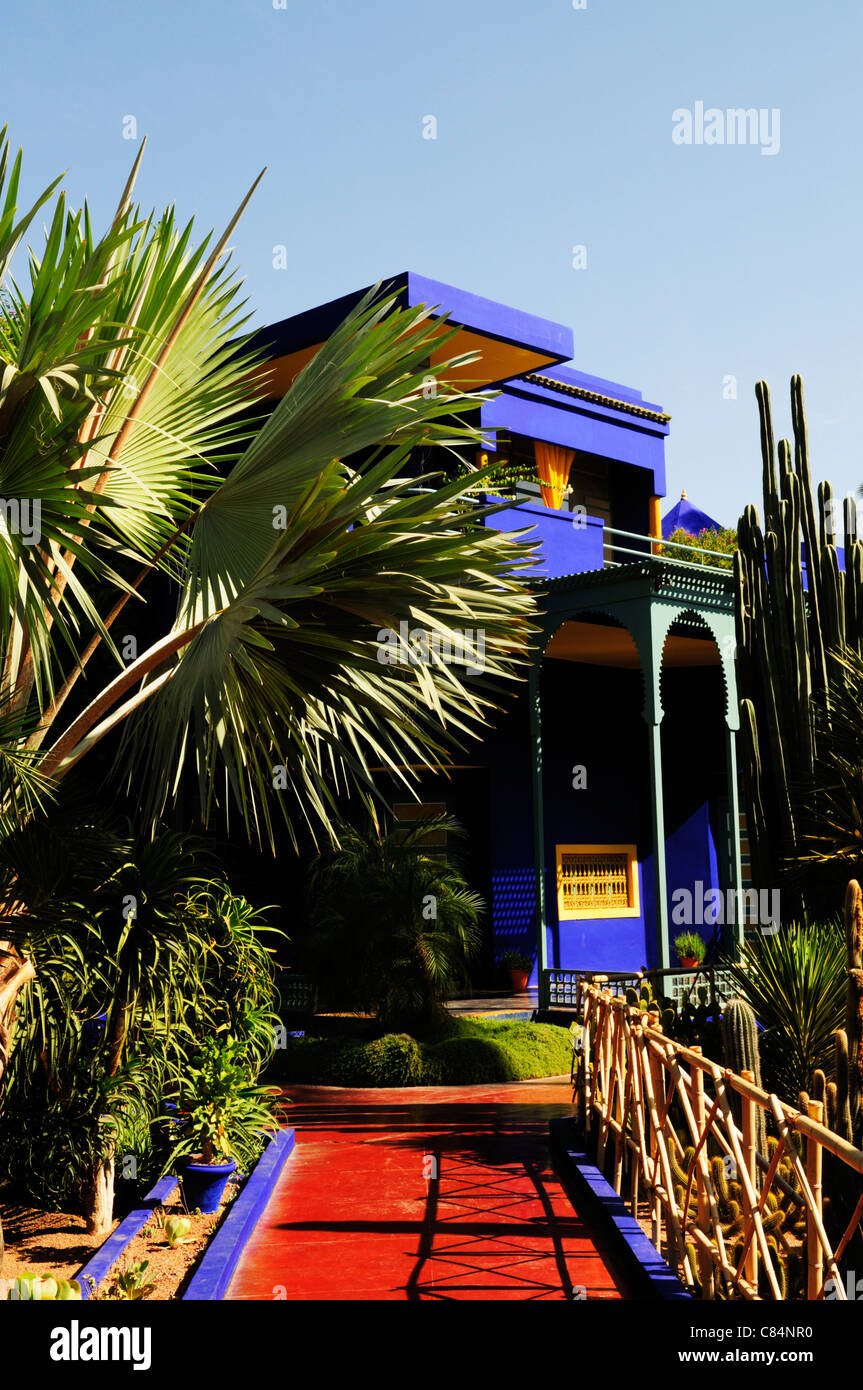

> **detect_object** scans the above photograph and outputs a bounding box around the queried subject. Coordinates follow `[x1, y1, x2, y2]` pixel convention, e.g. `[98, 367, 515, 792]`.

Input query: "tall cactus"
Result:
[722, 997, 767, 1155]
[735, 377, 863, 915]
[825, 879, 863, 1145]
[843, 879, 863, 1108]
[815, 882, 863, 1141]
[722, 998, 762, 1082]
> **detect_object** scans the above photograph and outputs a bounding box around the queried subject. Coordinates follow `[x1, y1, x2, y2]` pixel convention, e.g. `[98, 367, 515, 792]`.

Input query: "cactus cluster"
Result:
[625, 982, 675, 1034]
[735, 376, 863, 912]
[624, 981, 721, 1055]
[670, 1140, 806, 1299]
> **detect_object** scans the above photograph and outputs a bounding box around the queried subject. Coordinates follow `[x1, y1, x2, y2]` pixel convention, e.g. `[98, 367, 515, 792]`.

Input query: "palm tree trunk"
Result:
[0, 944, 36, 1088]
[84, 1154, 115, 1237]
[105, 1003, 129, 1079]
[0, 944, 36, 1277]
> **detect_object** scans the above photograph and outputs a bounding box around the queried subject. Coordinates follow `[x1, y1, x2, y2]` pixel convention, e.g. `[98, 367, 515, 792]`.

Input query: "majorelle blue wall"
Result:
[487, 652, 729, 980]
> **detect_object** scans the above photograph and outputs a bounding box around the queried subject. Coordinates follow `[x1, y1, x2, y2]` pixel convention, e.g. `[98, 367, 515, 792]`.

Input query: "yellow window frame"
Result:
[556, 843, 640, 920]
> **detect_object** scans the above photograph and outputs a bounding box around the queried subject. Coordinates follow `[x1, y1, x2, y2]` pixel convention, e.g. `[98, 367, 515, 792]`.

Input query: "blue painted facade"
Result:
[483, 368, 668, 499]
[481, 498, 605, 579]
[486, 656, 729, 984]
[261, 274, 742, 988]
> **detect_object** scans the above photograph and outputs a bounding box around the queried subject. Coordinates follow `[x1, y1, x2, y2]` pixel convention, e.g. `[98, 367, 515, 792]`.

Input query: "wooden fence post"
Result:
[690, 1048, 714, 1299]
[740, 1068, 759, 1289]
[806, 1099, 824, 1300]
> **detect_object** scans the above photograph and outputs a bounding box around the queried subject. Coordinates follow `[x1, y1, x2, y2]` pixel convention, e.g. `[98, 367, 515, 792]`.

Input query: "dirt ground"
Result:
[1, 1175, 242, 1300]
[1, 1203, 119, 1288]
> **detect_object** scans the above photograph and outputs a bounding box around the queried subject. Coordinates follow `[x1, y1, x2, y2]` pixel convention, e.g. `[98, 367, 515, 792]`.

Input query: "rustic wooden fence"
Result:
[574, 980, 863, 1300]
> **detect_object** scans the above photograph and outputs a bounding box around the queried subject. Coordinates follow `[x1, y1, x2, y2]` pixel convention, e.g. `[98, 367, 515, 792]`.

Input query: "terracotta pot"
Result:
[679, 957, 699, 969]
[509, 967, 530, 993]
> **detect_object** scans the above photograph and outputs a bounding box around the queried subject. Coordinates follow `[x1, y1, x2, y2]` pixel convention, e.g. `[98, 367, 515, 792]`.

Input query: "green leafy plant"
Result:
[661, 525, 736, 569]
[723, 919, 846, 1100]
[176, 886, 285, 1073]
[673, 931, 705, 964]
[0, 812, 282, 1239]
[271, 1016, 572, 1086]
[6, 1271, 82, 1300]
[161, 1215, 192, 1248]
[305, 816, 484, 1033]
[109, 1259, 154, 1301]
[164, 1036, 278, 1171]
[0, 125, 538, 1112]
[500, 950, 532, 971]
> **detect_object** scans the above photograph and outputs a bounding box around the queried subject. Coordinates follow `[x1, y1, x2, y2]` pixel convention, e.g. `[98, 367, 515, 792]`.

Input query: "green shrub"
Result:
[269, 1017, 571, 1087]
[661, 525, 736, 569]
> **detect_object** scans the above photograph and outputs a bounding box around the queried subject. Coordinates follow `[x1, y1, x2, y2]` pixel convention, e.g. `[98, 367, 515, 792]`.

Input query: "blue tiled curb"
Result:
[183, 1127, 296, 1301]
[548, 1117, 691, 1300]
[76, 1175, 179, 1299]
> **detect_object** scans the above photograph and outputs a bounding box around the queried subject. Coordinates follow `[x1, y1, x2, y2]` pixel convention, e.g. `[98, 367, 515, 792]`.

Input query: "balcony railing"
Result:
[603, 526, 734, 575]
[408, 489, 736, 582]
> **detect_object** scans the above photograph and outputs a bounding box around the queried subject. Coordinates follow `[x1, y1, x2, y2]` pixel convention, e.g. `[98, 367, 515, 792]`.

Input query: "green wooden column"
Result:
[709, 609, 745, 953]
[625, 602, 671, 971]
[528, 661, 549, 1007]
[646, 719, 670, 970]
[725, 724, 745, 953]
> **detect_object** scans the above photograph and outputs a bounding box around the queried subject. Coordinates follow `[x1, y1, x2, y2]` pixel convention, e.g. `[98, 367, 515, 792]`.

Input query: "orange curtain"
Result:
[535, 442, 575, 510]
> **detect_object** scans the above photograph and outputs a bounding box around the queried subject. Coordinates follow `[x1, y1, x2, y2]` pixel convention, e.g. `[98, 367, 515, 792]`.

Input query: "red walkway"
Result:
[227, 1081, 626, 1300]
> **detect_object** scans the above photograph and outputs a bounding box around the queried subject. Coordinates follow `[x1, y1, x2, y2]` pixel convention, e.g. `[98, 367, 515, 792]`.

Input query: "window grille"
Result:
[556, 844, 639, 919]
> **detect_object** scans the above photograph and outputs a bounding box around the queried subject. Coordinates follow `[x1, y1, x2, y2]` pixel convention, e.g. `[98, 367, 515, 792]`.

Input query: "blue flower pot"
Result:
[180, 1157, 237, 1214]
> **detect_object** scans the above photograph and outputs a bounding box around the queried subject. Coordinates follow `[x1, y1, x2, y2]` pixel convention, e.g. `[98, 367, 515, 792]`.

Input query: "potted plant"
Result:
[673, 932, 705, 970]
[164, 1037, 278, 1214]
[500, 950, 533, 993]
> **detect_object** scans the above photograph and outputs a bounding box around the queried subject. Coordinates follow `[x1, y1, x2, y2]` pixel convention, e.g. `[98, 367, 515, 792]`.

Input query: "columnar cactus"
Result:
[843, 879, 863, 1134]
[735, 378, 863, 913]
[722, 998, 767, 1157]
[820, 881, 863, 1145]
[722, 999, 762, 1084]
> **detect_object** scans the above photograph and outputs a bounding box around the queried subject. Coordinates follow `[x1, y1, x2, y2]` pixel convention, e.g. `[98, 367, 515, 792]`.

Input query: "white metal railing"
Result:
[603, 526, 734, 575]
[460, 493, 735, 578]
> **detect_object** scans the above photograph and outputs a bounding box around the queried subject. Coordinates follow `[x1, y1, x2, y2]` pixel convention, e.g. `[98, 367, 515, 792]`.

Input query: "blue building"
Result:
[253, 274, 744, 1003]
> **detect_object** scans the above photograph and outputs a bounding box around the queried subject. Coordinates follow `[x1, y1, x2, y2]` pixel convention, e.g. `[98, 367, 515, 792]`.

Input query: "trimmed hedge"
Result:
[269, 1017, 572, 1087]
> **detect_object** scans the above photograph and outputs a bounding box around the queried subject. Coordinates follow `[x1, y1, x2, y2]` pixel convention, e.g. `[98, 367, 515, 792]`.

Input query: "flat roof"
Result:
[248, 272, 575, 398]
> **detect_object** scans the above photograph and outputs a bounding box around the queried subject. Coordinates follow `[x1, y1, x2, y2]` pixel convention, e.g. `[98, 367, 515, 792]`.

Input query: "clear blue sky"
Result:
[4, 0, 861, 524]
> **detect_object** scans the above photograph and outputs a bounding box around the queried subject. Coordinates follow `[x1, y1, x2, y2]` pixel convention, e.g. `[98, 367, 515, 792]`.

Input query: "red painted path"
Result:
[227, 1081, 626, 1301]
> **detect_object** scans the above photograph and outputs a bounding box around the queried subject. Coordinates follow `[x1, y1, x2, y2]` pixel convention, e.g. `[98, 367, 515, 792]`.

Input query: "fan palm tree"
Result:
[306, 816, 484, 1032]
[0, 129, 538, 1090]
